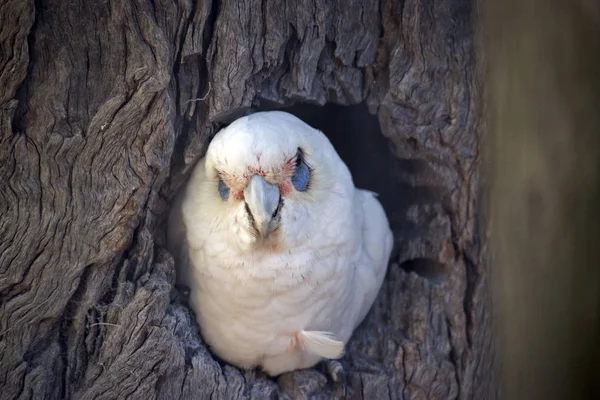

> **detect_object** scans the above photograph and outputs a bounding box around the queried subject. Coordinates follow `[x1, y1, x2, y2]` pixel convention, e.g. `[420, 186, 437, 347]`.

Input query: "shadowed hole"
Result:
[398, 258, 447, 284]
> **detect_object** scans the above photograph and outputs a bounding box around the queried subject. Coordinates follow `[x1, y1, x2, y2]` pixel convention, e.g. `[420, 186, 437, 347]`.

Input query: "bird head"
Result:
[198, 111, 354, 252]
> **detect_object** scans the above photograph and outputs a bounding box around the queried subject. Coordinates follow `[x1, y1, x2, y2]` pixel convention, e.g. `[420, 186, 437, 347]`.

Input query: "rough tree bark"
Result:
[0, 0, 488, 399]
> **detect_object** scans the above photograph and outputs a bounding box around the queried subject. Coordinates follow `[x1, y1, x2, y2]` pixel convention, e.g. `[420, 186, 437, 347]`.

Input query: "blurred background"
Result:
[483, 0, 600, 398]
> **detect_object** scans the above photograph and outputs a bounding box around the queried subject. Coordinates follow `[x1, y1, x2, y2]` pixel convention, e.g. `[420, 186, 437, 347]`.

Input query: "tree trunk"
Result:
[0, 0, 489, 399]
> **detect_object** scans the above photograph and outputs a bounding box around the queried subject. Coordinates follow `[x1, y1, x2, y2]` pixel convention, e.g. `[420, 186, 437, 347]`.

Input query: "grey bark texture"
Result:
[0, 0, 488, 399]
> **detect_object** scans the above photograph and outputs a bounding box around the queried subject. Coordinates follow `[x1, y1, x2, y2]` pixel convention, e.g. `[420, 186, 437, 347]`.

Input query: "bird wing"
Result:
[167, 158, 210, 287]
[352, 189, 394, 327]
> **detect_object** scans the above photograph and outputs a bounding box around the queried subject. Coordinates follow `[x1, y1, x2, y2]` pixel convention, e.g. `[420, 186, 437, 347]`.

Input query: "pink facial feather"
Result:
[219, 153, 297, 200]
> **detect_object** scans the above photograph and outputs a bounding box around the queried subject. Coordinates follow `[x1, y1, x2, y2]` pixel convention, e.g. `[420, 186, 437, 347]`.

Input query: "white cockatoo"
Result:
[168, 111, 393, 376]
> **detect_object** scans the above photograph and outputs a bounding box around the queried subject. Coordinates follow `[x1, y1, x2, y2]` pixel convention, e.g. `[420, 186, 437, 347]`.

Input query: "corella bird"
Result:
[168, 111, 393, 376]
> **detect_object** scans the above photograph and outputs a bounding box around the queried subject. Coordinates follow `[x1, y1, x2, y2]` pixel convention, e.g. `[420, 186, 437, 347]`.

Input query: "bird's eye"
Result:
[217, 177, 230, 200]
[291, 149, 310, 192]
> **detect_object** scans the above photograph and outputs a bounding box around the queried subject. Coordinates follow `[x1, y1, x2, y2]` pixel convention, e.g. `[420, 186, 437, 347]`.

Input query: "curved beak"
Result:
[244, 175, 280, 239]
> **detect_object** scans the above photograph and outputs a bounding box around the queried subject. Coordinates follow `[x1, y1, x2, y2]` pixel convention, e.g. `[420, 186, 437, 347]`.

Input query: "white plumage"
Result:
[168, 111, 393, 376]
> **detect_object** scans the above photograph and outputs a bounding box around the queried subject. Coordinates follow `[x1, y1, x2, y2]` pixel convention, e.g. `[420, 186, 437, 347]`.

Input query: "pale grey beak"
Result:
[244, 175, 280, 239]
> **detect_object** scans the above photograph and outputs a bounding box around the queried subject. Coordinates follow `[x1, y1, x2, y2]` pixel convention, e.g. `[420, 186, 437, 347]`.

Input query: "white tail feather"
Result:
[299, 330, 345, 359]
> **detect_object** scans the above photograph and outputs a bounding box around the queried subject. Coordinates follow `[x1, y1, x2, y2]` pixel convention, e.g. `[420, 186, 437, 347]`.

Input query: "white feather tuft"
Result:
[299, 330, 345, 359]
[360, 189, 380, 198]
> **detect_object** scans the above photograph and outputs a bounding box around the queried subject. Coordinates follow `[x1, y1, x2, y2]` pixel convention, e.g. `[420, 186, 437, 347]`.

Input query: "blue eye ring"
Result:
[291, 148, 310, 192]
[217, 176, 230, 200]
